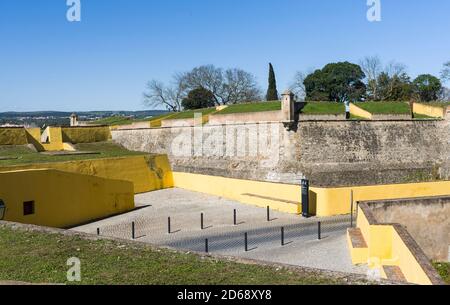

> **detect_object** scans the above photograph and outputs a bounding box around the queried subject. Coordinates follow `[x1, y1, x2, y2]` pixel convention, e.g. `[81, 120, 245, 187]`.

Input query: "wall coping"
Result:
[358, 199, 447, 285]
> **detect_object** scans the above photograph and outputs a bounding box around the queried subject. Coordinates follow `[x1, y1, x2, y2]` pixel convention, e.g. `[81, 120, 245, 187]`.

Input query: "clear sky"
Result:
[1, 0, 449, 112]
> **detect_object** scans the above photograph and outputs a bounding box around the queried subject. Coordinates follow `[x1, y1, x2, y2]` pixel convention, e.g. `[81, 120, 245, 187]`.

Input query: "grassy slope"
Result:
[0, 142, 146, 167]
[169, 108, 217, 120]
[427, 102, 450, 108]
[354, 102, 411, 114]
[215, 101, 281, 115]
[300, 102, 345, 115]
[433, 262, 449, 284]
[0, 226, 350, 285]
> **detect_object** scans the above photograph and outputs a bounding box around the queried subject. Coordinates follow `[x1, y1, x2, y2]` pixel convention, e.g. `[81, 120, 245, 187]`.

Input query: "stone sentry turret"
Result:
[70, 113, 78, 127]
[281, 90, 295, 122]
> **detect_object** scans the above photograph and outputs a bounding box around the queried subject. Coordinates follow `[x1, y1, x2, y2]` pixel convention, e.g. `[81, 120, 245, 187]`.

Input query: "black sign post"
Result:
[301, 179, 310, 218]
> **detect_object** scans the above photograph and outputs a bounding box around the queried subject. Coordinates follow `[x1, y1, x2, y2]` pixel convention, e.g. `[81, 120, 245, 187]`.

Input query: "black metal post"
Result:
[205, 239, 209, 253]
[244, 233, 248, 252]
[132, 221, 135, 239]
[350, 190, 354, 228]
[281, 227, 285, 246]
[318, 221, 322, 240]
[267, 206, 270, 222]
[96, 228, 100, 236]
[233, 209, 237, 225]
[168, 217, 171, 234]
[201, 213, 204, 230]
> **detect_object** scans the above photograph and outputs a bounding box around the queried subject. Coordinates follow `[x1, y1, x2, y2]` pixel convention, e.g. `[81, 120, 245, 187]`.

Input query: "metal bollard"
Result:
[281, 227, 285, 246]
[97, 228, 100, 236]
[267, 206, 270, 222]
[205, 239, 209, 253]
[168, 217, 171, 234]
[244, 233, 248, 252]
[233, 209, 237, 226]
[318, 222, 322, 240]
[201, 213, 204, 230]
[132, 221, 135, 239]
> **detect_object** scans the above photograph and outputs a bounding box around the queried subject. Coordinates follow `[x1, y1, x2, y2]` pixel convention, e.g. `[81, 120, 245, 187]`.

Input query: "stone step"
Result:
[347, 228, 369, 265]
[383, 266, 407, 283]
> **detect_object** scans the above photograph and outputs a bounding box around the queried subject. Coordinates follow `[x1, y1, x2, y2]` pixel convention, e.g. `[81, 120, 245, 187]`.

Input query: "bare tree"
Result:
[143, 80, 184, 112]
[385, 61, 407, 77]
[290, 71, 308, 101]
[179, 65, 261, 105]
[180, 65, 224, 105]
[441, 62, 450, 82]
[222, 68, 262, 104]
[360, 56, 382, 100]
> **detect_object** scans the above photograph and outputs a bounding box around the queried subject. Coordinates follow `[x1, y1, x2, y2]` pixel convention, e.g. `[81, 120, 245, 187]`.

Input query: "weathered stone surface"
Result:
[112, 119, 449, 187]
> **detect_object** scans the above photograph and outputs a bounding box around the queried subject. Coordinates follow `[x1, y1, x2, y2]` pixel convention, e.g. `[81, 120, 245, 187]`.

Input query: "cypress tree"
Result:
[266, 63, 279, 101]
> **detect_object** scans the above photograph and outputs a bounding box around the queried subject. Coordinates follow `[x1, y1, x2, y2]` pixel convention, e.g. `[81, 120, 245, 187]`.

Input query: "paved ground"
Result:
[73, 188, 368, 275]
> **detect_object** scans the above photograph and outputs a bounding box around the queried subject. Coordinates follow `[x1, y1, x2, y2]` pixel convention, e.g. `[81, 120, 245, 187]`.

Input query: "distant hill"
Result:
[0, 110, 168, 128]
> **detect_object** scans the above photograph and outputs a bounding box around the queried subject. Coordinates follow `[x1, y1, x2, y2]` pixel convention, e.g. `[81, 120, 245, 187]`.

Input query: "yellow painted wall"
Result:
[150, 113, 177, 128]
[314, 181, 450, 216]
[61, 126, 112, 144]
[354, 206, 433, 285]
[350, 103, 372, 120]
[40, 127, 64, 151]
[413, 103, 446, 118]
[173, 172, 301, 214]
[0, 155, 174, 194]
[0, 169, 134, 228]
[173, 172, 450, 217]
[0, 128, 28, 145]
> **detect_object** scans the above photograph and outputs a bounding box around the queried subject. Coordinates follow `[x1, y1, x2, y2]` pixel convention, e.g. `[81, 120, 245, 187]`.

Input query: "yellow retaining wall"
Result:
[0, 169, 134, 228]
[413, 102, 447, 118]
[41, 127, 64, 151]
[313, 181, 450, 216]
[61, 126, 112, 144]
[355, 206, 434, 285]
[0, 155, 174, 194]
[173, 172, 301, 214]
[349, 103, 372, 120]
[0, 128, 28, 145]
[172, 172, 450, 217]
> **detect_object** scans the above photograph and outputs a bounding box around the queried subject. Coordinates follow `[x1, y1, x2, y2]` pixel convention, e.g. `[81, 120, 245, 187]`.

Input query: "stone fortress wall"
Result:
[112, 118, 449, 187]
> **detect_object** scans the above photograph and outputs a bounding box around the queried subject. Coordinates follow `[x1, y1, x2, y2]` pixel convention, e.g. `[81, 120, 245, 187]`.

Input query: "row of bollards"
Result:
[95, 207, 326, 252]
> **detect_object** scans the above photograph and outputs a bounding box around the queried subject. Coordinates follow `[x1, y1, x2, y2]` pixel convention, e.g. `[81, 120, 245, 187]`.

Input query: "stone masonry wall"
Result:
[112, 119, 449, 187]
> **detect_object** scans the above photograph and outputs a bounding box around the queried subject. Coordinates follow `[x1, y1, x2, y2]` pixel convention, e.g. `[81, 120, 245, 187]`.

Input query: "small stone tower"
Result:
[70, 113, 78, 127]
[281, 90, 295, 122]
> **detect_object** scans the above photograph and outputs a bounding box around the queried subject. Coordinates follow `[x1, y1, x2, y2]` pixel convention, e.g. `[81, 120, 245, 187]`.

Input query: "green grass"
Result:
[169, 108, 217, 120]
[215, 101, 281, 115]
[0, 142, 146, 167]
[413, 113, 435, 119]
[0, 225, 359, 285]
[353, 102, 411, 114]
[433, 262, 449, 284]
[89, 116, 133, 126]
[300, 102, 345, 115]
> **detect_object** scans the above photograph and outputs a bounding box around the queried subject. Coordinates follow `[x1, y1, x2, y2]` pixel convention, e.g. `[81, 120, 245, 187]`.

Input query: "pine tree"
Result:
[266, 63, 279, 101]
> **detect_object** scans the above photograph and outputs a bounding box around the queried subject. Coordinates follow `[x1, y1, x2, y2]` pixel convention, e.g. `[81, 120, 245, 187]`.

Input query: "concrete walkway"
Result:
[73, 188, 368, 275]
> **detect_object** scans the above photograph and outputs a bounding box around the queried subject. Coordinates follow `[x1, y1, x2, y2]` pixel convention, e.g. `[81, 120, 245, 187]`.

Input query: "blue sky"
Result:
[0, 0, 449, 111]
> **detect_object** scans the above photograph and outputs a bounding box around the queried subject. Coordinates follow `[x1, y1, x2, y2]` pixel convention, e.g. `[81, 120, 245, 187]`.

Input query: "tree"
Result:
[266, 63, 279, 101]
[143, 80, 185, 112]
[179, 65, 261, 105]
[303, 62, 366, 102]
[360, 56, 382, 100]
[413, 74, 442, 102]
[290, 71, 307, 101]
[181, 87, 216, 110]
[376, 72, 413, 101]
[441, 62, 450, 82]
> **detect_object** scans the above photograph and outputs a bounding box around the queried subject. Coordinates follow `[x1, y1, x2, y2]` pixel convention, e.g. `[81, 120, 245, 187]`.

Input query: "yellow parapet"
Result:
[413, 102, 447, 118]
[352, 204, 439, 285]
[172, 172, 450, 217]
[0, 128, 28, 145]
[0, 155, 174, 194]
[0, 169, 134, 228]
[61, 126, 112, 143]
[350, 103, 372, 120]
